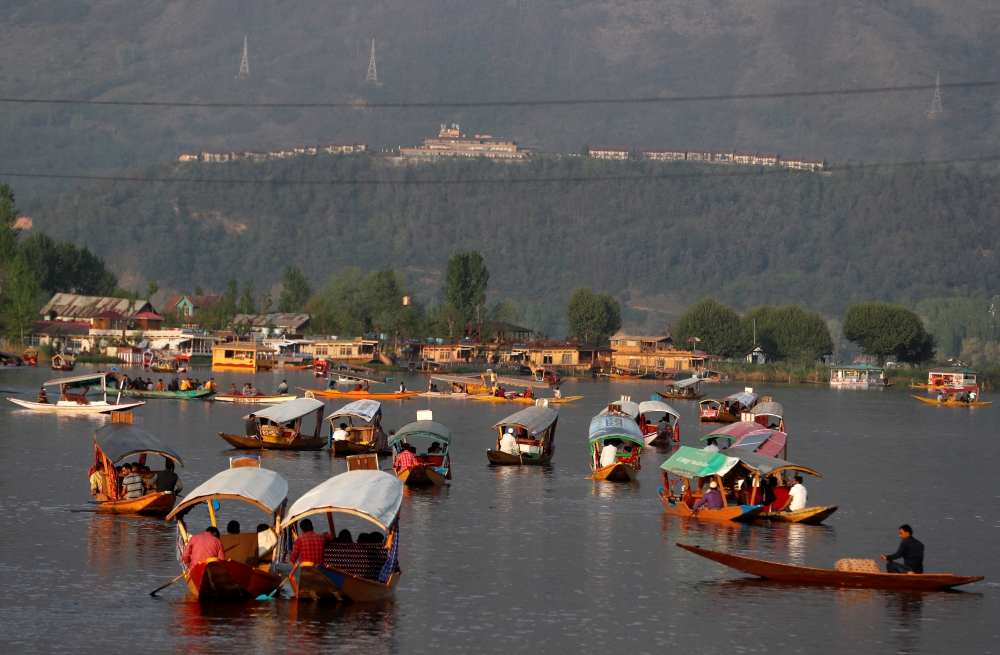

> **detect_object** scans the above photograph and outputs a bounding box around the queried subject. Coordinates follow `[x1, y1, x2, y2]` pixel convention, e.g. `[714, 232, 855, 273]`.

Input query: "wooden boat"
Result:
[746, 400, 785, 431]
[214, 393, 297, 404]
[637, 399, 680, 446]
[120, 388, 214, 400]
[277, 470, 404, 602]
[167, 465, 288, 600]
[676, 543, 983, 590]
[761, 506, 840, 524]
[659, 446, 764, 522]
[700, 388, 758, 423]
[211, 342, 275, 371]
[513, 394, 582, 404]
[700, 421, 788, 459]
[326, 399, 391, 455]
[588, 407, 645, 481]
[420, 390, 470, 399]
[390, 411, 451, 485]
[487, 403, 559, 465]
[150, 356, 187, 373]
[298, 387, 423, 401]
[721, 448, 837, 524]
[52, 353, 75, 371]
[314, 358, 329, 377]
[656, 376, 705, 400]
[22, 348, 38, 366]
[90, 413, 185, 516]
[219, 397, 326, 451]
[8, 372, 144, 413]
[912, 394, 992, 407]
[533, 368, 563, 385]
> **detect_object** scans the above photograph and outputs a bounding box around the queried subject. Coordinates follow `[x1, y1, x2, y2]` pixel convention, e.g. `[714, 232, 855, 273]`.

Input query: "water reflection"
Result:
[87, 513, 175, 577]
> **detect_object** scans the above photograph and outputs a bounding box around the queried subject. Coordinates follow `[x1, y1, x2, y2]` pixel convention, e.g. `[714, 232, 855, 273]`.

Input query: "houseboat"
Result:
[211, 342, 275, 371]
[829, 364, 887, 387]
[912, 367, 978, 391]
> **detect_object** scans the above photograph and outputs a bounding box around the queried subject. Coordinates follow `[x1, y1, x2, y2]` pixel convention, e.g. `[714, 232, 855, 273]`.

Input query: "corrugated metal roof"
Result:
[40, 294, 152, 319]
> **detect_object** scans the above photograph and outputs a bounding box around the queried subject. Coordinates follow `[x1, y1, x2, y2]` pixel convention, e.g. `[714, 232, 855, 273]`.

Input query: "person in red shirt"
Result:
[394, 445, 417, 472]
[289, 519, 334, 565]
[182, 526, 226, 567]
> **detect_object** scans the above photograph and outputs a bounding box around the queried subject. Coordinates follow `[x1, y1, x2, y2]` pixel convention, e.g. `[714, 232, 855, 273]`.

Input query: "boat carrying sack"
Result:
[835, 558, 881, 573]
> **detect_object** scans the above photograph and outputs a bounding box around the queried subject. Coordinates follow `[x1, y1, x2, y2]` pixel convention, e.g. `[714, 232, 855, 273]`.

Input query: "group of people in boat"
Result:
[392, 440, 443, 471]
[89, 459, 183, 500]
[598, 439, 637, 467]
[126, 376, 216, 392]
[936, 389, 978, 403]
[182, 520, 278, 569]
[330, 420, 390, 451]
[499, 427, 538, 454]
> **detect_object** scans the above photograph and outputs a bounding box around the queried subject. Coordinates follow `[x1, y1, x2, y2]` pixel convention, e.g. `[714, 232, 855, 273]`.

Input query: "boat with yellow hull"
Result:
[760, 505, 839, 524]
[658, 491, 763, 522]
[588, 408, 644, 482]
[912, 395, 991, 407]
[390, 411, 451, 486]
[96, 491, 178, 516]
[299, 387, 423, 400]
[591, 462, 637, 481]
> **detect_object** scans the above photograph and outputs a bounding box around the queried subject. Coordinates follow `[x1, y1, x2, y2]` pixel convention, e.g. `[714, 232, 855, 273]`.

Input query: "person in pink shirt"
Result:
[183, 526, 226, 567]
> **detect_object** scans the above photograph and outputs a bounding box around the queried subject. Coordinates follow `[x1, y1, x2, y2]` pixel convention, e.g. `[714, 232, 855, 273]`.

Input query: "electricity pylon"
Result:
[366, 39, 382, 86]
[236, 36, 249, 78]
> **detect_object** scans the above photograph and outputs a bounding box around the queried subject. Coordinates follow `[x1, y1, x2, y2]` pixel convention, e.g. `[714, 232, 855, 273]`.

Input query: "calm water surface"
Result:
[0, 368, 996, 654]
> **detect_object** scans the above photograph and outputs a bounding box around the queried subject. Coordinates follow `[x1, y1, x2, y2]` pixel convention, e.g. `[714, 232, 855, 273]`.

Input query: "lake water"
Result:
[0, 367, 995, 654]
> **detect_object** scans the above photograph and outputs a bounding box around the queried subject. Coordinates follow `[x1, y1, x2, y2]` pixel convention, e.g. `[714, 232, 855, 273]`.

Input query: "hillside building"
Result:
[401, 124, 529, 159]
[640, 148, 686, 162]
[609, 332, 717, 371]
[780, 156, 826, 171]
[163, 294, 223, 322]
[589, 146, 632, 160]
[733, 150, 757, 164]
[686, 149, 711, 162]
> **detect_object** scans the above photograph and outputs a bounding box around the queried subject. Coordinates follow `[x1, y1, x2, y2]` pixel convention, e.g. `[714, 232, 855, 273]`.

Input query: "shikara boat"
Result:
[121, 388, 214, 400]
[747, 400, 784, 431]
[219, 397, 326, 450]
[676, 543, 983, 590]
[298, 387, 423, 401]
[588, 410, 645, 481]
[658, 447, 764, 522]
[326, 399, 391, 455]
[534, 368, 563, 385]
[277, 470, 404, 602]
[150, 356, 187, 373]
[701, 422, 788, 459]
[637, 399, 680, 446]
[8, 372, 144, 413]
[721, 449, 837, 524]
[91, 413, 184, 516]
[700, 388, 758, 423]
[912, 395, 992, 407]
[656, 376, 705, 400]
[213, 393, 297, 404]
[390, 411, 451, 485]
[167, 465, 288, 600]
[486, 404, 559, 465]
[22, 348, 38, 366]
[52, 353, 75, 371]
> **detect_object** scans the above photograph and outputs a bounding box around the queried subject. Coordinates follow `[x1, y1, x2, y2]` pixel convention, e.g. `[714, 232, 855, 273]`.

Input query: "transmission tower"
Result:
[366, 38, 382, 86]
[927, 70, 943, 118]
[236, 36, 249, 78]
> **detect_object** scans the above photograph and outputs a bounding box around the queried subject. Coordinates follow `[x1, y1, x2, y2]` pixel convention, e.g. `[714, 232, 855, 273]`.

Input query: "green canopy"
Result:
[660, 446, 739, 479]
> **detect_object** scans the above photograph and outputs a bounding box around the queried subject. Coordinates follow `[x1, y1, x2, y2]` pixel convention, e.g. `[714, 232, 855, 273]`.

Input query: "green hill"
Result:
[18, 155, 1000, 335]
[2, 0, 999, 196]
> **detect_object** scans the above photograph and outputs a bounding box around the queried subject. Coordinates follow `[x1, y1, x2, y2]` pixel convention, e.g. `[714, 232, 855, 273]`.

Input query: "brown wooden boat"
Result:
[486, 405, 558, 466]
[219, 397, 326, 451]
[390, 411, 451, 486]
[676, 543, 983, 590]
[326, 399, 391, 455]
[95, 491, 178, 515]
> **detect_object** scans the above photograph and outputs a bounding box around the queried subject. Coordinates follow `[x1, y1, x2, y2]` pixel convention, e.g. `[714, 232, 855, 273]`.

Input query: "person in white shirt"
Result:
[787, 475, 808, 511]
[553, 387, 562, 399]
[599, 442, 619, 468]
[702, 437, 720, 453]
[332, 423, 350, 441]
[499, 428, 518, 455]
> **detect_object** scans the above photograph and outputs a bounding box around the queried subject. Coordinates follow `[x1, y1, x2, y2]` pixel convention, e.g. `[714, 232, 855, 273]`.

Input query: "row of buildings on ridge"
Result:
[589, 146, 825, 171]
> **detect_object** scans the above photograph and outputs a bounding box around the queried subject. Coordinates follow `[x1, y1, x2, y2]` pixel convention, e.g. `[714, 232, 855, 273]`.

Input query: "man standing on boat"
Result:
[154, 460, 183, 495]
[881, 525, 924, 574]
[245, 414, 258, 438]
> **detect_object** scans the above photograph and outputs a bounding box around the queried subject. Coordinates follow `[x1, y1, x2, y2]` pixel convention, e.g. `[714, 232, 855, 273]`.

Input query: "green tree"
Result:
[742, 305, 834, 361]
[2, 257, 40, 346]
[18, 233, 117, 296]
[0, 184, 21, 298]
[442, 251, 490, 325]
[218, 278, 239, 321]
[238, 279, 256, 315]
[147, 281, 158, 301]
[566, 288, 622, 345]
[843, 302, 936, 364]
[278, 265, 311, 312]
[672, 298, 747, 358]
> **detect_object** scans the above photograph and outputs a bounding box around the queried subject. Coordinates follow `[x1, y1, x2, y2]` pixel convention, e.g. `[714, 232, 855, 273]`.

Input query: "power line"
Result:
[1, 80, 998, 110]
[2, 155, 997, 187]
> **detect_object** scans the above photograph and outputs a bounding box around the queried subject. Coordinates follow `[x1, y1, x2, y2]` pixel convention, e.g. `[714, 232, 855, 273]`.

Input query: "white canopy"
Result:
[167, 468, 288, 519]
[672, 377, 701, 389]
[324, 399, 381, 423]
[244, 397, 323, 423]
[602, 400, 639, 419]
[750, 401, 783, 418]
[637, 400, 680, 418]
[281, 470, 404, 531]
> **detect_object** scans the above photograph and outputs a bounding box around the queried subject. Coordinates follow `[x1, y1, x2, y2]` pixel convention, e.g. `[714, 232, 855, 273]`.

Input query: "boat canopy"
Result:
[732, 430, 787, 455]
[333, 371, 387, 384]
[750, 402, 783, 418]
[491, 375, 549, 389]
[324, 399, 382, 424]
[637, 400, 679, 419]
[588, 414, 644, 445]
[669, 377, 701, 389]
[44, 373, 107, 388]
[245, 397, 323, 424]
[722, 449, 820, 477]
[430, 374, 484, 386]
[700, 421, 764, 442]
[660, 446, 739, 479]
[603, 400, 639, 419]
[493, 405, 558, 434]
[280, 470, 404, 531]
[95, 423, 184, 466]
[391, 420, 452, 445]
[723, 391, 758, 405]
[166, 468, 288, 519]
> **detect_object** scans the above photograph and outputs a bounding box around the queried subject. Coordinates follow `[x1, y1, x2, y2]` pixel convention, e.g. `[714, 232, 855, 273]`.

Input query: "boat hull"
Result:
[700, 411, 739, 423]
[486, 449, 554, 466]
[911, 395, 992, 407]
[7, 398, 144, 413]
[657, 391, 706, 400]
[121, 389, 213, 400]
[590, 463, 637, 482]
[330, 440, 391, 456]
[218, 432, 326, 451]
[95, 491, 177, 516]
[294, 563, 399, 602]
[760, 505, 839, 524]
[676, 543, 983, 590]
[185, 559, 282, 600]
[297, 388, 423, 400]
[396, 464, 447, 486]
[213, 394, 296, 404]
[659, 491, 763, 522]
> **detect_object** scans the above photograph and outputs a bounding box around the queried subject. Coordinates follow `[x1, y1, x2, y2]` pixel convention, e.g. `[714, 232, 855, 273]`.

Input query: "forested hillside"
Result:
[19, 156, 1000, 336]
[1, 0, 998, 196]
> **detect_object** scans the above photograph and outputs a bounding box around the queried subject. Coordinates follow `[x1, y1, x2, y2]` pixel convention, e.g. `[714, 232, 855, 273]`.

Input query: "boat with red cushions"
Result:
[636, 399, 680, 446]
[658, 446, 763, 522]
[699, 388, 758, 423]
[390, 410, 451, 485]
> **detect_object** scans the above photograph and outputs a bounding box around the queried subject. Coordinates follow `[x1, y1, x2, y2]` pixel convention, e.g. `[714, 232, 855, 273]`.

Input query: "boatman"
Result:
[182, 526, 226, 567]
[37, 387, 48, 403]
[881, 524, 924, 574]
[245, 414, 258, 438]
[692, 480, 724, 513]
[153, 460, 183, 495]
[89, 461, 107, 499]
[394, 445, 417, 472]
[289, 519, 334, 565]
[500, 428, 518, 455]
[702, 437, 720, 453]
[787, 475, 808, 511]
[553, 387, 562, 399]
[277, 379, 288, 395]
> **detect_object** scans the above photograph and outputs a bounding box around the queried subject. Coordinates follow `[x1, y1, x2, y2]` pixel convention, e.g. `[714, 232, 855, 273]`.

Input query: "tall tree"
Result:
[238, 279, 256, 315]
[278, 265, 311, 312]
[843, 302, 936, 364]
[219, 278, 239, 321]
[442, 251, 489, 325]
[2, 257, 39, 346]
[566, 288, 622, 345]
[672, 298, 747, 358]
[0, 184, 21, 298]
[18, 233, 117, 296]
[742, 305, 834, 361]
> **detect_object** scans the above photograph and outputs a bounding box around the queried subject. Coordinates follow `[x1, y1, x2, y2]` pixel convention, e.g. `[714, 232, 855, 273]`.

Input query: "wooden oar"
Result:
[257, 561, 301, 601]
[149, 572, 186, 596]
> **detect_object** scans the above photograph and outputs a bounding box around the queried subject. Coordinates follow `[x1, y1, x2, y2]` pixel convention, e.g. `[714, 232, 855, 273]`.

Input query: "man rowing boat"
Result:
[881, 524, 924, 574]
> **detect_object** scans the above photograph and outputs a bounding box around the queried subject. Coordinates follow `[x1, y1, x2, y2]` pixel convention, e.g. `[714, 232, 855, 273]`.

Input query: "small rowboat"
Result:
[214, 393, 297, 404]
[298, 387, 423, 401]
[911, 395, 992, 407]
[52, 353, 75, 371]
[390, 411, 451, 485]
[700, 388, 758, 423]
[487, 404, 558, 465]
[760, 506, 839, 524]
[9, 372, 144, 414]
[588, 406, 645, 481]
[167, 466, 288, 600]
[676, 543, 983, 590]
[278, 470, 404, 602]
[120, 389, 214, 400]
[219, 397, 327, 451]
[326, 400, 391, 455]
[655, 377, 705, 400]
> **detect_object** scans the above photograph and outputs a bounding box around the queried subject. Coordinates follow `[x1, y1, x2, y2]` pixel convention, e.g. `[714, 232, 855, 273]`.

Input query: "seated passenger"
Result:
[428, 442, 443, 454]
[394, 445, 417, 471]
[180, 378, 192, 391]
[242, 383, 253, 395]
[337, 529, 353, 544]
[500, 428, 518, 454]
[226, 520, 241, 535]
[256, 523, 278, 560]
[692, 481, 724, 513]
[702, 437, 720, 453]
[229, 383, 238, 395]
[121, 463, 146, 499]
[599, 442, 619, 467]
[332, 423, 349, 441]
[182, 526, 226, 567]
[289, 519, 334, 565]
[37, 387, 48, 403]
[787, 475, 808, 511]
[156, 379, 165, 391]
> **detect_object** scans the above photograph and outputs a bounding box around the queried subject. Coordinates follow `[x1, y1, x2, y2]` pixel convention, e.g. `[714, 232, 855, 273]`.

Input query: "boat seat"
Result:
[415, 454, 445, 466]
[323, 543, 389, 581]
[220, 533, 260, 567]
[835, 558, 881, 573]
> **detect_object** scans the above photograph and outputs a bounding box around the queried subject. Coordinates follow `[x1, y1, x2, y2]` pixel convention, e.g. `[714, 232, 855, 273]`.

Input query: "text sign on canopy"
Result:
[660, 446, 739, 479]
